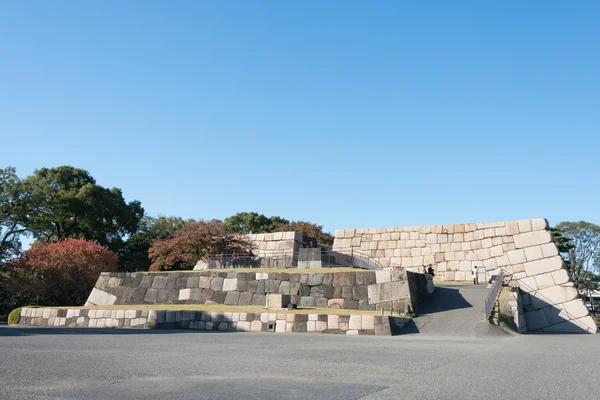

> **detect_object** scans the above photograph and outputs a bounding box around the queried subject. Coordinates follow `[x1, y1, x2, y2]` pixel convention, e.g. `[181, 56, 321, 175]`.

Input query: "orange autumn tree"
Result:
[8, 238, 118, 306]
[148, 219, 253, 271]
[274, 220, 334, 246]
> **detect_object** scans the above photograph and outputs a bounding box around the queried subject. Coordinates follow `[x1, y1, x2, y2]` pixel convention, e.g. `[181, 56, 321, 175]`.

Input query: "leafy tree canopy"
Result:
[148, 220, 252, 271]
[553, 221, 600, 287]
[0, 167, 32, 264]
[224, 212, 288, 234]
[274, 220, 334, 246]
[118, 215, 190, 272]
[23, 166, 144, 251]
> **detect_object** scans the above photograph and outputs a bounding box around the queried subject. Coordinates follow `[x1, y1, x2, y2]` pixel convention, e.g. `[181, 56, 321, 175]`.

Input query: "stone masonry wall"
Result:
[19, 307, 407, 336]
[334, 219, 597, 333]
[86, 270, 417, 314]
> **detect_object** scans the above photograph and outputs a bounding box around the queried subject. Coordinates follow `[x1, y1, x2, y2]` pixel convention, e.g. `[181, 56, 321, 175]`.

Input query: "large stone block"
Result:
[532, 286, 579, 308]
[307, 274, 324, 286]
[333, 272, 356, 287]
[524, 256, 563, 277]
[222, 278, 238, 291]
[524, 309, 549, 331]
[86, 288, 117, 306]
[210, 277, 224, 292]
[514, 230, 552, 249]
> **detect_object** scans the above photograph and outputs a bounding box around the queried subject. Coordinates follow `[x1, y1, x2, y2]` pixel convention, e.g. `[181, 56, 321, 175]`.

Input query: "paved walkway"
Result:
[407, 283, 508, 337]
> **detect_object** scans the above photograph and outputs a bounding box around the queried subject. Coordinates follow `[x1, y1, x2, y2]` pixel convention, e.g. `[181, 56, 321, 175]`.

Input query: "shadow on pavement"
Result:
[416, 286, 472, 315]
[0, 326, 235, 337]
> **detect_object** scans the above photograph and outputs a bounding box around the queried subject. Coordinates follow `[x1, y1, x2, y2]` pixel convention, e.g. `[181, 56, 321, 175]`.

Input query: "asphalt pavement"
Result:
[1, 325, 598, 400]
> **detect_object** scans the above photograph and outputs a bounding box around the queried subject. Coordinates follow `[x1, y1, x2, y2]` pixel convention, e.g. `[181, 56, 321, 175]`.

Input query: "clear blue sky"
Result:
[1, 1, 599, 233]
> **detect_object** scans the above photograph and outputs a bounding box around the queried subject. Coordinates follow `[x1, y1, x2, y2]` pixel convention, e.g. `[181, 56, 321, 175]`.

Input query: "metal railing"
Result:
[483, 270, 504, 320]
[204, 248, 384, 270]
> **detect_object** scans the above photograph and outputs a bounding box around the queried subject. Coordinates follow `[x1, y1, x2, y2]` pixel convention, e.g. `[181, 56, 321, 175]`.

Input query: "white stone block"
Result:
[561, 300, 590, 319]
[459, 260, 472, 271]
[86, 288, 118, 306]
[524, 246, 544, 262]
[534, 273, 555, 289]
[483, 258, 497, 270]
[316, 321, 327, 331]
[223, 278, 238, 291]
[276, 320, 286, 333]
[535, 285, 579, 306]
[507, 249, 527, 265]
[525, 256, 563, 277]
[125, 310, 137, 319]
[540, 243, 559, 258]
[531, 218, 549, 231]
[327, 315, 339, 330]
[348, 315, 362, 330]
[551, 269, 570, 285]
[518, 220, 533, 233]
[514, 230, 552, 249]
[376, 270, 391, 283]
[179, 288, 191, 300]
[256, 273, 268, 280]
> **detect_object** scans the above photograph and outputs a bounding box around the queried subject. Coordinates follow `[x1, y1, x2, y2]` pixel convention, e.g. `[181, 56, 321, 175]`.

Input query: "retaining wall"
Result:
[18, 307, 408, 336]
[334, 219, 597, 334]
[86, 270, 420, 314]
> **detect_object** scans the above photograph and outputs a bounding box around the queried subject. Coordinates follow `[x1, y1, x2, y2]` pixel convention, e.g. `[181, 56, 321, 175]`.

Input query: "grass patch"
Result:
[491, 286, 519, 333]
[41, 304, 394, 316]
[142, 267, 364, 274]
[8, 307, 22, 325]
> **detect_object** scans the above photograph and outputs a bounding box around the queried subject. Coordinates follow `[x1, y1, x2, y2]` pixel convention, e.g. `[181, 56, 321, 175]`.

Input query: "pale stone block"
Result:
[514, 230, 552, 249]
[410, 248, 420, 257]
[431, 225, 442, 234]
[442, 224, 455, 234]
[477, 248, 491, 260]
[473, 230, 484, 240]
[420, 225, 432, 234]
[346, 330, 359, 335]
[349, 315, 362, 330]
[452, 233, 464, 243]
[502, 243, 516, 252]
[237, 321, 251, 331]
[465, 251, 478, 261]
[446, 252, 455, 261]
[337, 238, 352, 248]
[454, 251, 465, 261]
[256, 273, 268, 280]
[540, 243, 559, 258]
[459, 260, 472, 271]
[437, 262, 447, 272]
[535, 285, 579, 306]
[86, 288, 118, 306]
[327, 315, 339, 329]
[518, 220, 533, 233]
[351, 237, 362, 247]
[483, 228, 495, 238]
[481, 238, 493, 249]
[445, 271, 455, 280]
[461, 242, 472, 251]
[505, 221, 519, 235]
[524, 246, 544, 262]
[273, 232, 283, 241]
[534, 273, 555, 289]
[376, 270, 391, 283]
[412, 256, 423, 265]
[361, 315, 374, 330]
[490, 245, 503, 258]
[455, 271, 466, 281]
[430, 243, 440, 252]
[400, 232, 410, 240]
[450, 243, 462, 251]
[42, 308, 51, 319]
[406, 240, 416, 248]
[470, 240, 482, 250]
[275, 320, 286, 332]
[491, 237, 503, 246]
[464, 232, 474, 242]
[415, 239, 426, 247]
[250, 320, 262, 332]
[507, 249, 527, 264]
[525, 256, 563, 277]
[494, 227, 506, 236]
[466, 224, 478, 232]
[495, 255, 509, 267]
[116, 310, 125, 319]
[455, 224, 465, 233]
[440, 243, 451, 252]
[447, 261, 459, 271]
[551, 269, 570, 285]
[125, 310, 137, 319]
[483, 258, 497, 269]
[423, 255, 434, 265]
[179, 288, 191, 300]
[402, 257, 412, 267]
[88, 319, 97, 328]
[223, 278, 238, 291]
[561, 300, 589, 319]
[438, 234, 449, 244]
[531, 218, 549, 231]
[96, 318, 106, 328]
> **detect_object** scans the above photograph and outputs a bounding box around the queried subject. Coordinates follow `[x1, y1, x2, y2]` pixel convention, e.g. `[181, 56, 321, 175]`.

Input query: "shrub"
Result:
[8, 238, 119, 306]
[8, 307, 22, 325]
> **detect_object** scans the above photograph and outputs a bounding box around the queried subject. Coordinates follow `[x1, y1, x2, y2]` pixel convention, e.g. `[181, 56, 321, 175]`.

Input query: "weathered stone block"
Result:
[514, 230, 552, 249]
[210, 277, 224, 292]
[265, 279, 280, 293]
[333, 272, 356, 287]
[307, 273, 324, 286]
[524, 256, 563, 277]
[534, 273, 555, 290]
[352, 285, 368, 301]
[222, 278, 238, 291]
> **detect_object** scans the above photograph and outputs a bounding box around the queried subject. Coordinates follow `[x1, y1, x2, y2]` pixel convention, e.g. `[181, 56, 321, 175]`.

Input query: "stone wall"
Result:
[18, 307, 408, 336]
[333, 219, 597, 334]
[86, 270, 418, 314]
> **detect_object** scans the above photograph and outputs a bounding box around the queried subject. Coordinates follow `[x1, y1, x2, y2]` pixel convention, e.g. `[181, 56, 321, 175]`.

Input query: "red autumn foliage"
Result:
[7, 238, 118, 306]
[148, 220, 253, 271]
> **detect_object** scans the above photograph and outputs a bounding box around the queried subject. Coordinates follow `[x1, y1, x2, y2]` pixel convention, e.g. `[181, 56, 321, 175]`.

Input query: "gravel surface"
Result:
[1, 326, 598, 399]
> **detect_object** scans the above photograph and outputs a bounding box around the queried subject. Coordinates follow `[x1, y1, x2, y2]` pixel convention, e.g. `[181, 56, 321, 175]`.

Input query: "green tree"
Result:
[224, 212, 288, 234]
[24, 166, 143, 251]
[553, 221, 600, 287]
[0, 167, 32, 264]
[118, 215, 189, 271]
